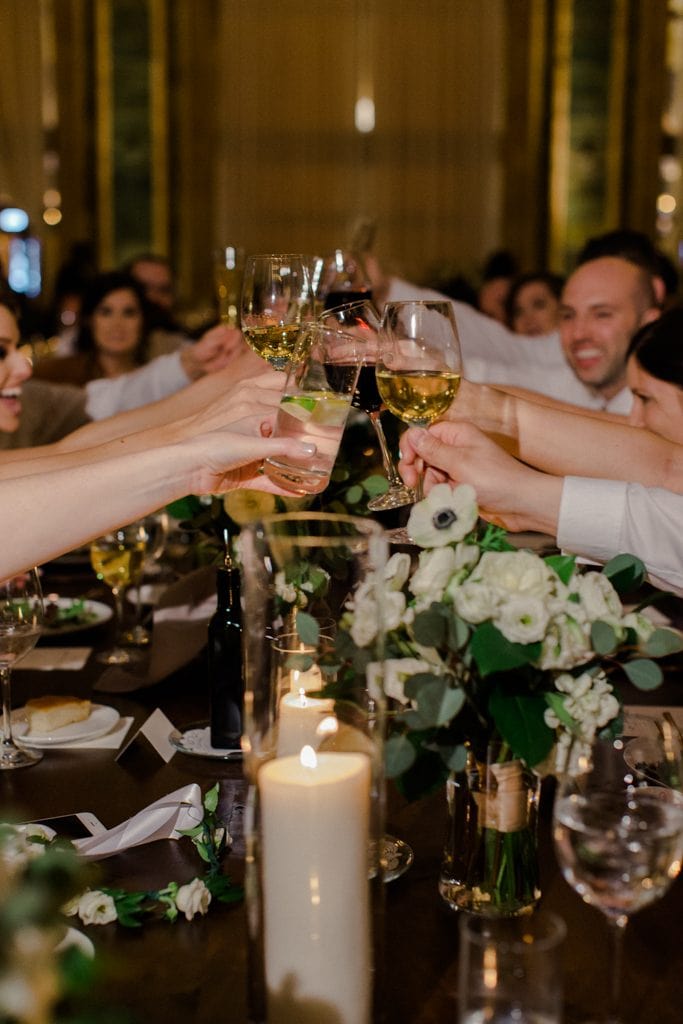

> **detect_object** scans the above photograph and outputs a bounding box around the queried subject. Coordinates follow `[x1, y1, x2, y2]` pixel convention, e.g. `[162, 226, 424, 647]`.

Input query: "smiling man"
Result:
[558, 256, 660, 410]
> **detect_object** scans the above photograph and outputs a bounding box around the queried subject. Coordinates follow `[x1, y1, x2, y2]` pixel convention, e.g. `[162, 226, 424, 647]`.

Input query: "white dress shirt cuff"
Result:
[557, 476, 627, 562]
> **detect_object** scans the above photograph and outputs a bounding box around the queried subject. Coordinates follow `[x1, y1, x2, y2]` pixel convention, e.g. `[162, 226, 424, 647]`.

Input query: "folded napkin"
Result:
[73, 783, 203, 860]
[95, 567, 216, 693]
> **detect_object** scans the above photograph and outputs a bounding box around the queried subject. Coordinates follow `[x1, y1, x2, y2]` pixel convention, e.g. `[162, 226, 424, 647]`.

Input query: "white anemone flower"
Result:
[407, 483, 478, 548]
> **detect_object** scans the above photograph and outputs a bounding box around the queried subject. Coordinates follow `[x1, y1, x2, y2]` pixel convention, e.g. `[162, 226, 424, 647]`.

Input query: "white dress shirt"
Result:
[558, 477, 683, 596]
[85, 351, 190, 419]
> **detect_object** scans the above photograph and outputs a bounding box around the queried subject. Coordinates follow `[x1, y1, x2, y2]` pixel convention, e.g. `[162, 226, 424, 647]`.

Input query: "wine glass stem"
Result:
[607, 916, 627, 1019]
[368, 410, 404, 489]
[415, 468, 425, 502]
[1, 665, 14, 747]
[112, 586, 125, 644]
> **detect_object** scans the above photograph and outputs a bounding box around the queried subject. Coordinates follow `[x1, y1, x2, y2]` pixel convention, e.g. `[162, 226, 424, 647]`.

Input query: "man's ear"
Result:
[641, 304, 662, 327]
[651, 275, 667, 306]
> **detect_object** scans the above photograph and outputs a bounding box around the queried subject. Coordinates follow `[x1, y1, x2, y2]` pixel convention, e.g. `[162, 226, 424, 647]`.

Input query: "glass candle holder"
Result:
[239, 513, 388, 1024]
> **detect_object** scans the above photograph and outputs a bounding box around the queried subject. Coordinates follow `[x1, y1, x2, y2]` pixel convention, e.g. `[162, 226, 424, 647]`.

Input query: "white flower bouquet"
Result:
[335, 483, 682, 796]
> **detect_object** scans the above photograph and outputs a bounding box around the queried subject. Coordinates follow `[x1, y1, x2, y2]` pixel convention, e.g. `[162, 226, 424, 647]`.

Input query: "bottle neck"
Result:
[216, 565, 240, 610]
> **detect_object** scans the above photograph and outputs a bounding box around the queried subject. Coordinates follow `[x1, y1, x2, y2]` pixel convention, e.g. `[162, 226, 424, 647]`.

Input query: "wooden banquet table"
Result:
[3, 571, 683, 1024]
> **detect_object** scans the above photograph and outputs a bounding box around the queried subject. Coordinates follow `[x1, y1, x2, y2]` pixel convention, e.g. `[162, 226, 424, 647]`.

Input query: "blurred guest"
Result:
[477, 249, 518, 324]
[505, 272, 564, 336]
[124, 252, 189, 357]
[33, 272, 155, 386]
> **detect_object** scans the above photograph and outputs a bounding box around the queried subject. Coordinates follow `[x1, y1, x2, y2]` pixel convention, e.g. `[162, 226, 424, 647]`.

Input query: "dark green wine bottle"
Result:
[208, 562, 243, 750]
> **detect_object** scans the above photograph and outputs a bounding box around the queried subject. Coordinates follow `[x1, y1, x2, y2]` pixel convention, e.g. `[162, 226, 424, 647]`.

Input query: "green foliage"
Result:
[603, 553, 646, 594]
[470, 621, 542, 676]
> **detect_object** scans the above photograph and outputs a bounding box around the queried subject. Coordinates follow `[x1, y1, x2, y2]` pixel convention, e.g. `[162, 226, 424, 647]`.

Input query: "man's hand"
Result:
[399, 420, 562, 535]
[180, 324, 247, 380]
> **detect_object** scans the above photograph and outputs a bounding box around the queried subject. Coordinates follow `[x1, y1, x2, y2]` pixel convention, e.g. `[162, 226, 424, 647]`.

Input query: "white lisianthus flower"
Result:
[574, 572, 623, 624]
[350, 596, 379, 647]
[494, 596, 551, 644]
[274, 571, 298, 605]
[473, 550, 555, 602]
[384, 552, 412, 591]
[409, 547, 458, 600]
[407, 483, 478, 548]
[383, 590, 407, 632]
[454, 541, 480, 572]
[77, 890, 117, 926]
[452, 579, 498, 624]
[175, 877, 212, 921]
[621, 611, 656, 645]
[383, 658, 435, 705]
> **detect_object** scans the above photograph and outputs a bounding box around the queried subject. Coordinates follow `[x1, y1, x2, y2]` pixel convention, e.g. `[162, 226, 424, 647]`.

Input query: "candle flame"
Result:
[300, 745, 317, 769]
[298, 687, 308, 707]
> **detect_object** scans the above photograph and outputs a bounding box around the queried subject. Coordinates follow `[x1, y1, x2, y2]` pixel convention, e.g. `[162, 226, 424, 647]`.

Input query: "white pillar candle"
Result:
[260, 747, 372, 1024]
[289, 663, 322, 694]
[276, 687, 336, 757]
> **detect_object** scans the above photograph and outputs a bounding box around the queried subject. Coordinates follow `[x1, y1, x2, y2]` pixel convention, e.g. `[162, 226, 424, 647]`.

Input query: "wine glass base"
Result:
[367, 487, 416, 512]
[121, 625, 151, 647]
[95, 646, 142, 666]
[0, 742, 43, 769]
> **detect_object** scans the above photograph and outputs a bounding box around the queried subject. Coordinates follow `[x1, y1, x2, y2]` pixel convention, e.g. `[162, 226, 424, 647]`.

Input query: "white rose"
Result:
[474, 550, 554, 601]
[574, 572, 623, 624]
[274, 571, 297, 605]
[384, 552, 411, 591]
[494, 596, 550, 644]
[350, 597, 379, 647]
[409, 547, 458, 599]
[407, 483, 478, 548]
[538, 616, 591, 670]
[452, 579, 498, 624]
[77, 890, 117, 926]
[175, 877, 212, 921]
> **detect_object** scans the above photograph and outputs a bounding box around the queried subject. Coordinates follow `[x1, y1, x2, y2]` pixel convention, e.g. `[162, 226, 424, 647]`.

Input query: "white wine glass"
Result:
[321, 300, 415, 511]
[553, 733, 683, 1024]
[0, 569, 44, 770]
[376, 300, 463, 522]
[240, 254, 312, 369]
[122, 511, 169, 648]
[90, 523, 147, 665]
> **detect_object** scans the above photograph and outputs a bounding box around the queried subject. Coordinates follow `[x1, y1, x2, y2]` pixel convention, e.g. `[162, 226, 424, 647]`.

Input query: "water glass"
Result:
[263, 323, 363, 495]
[458, 911, 566, 1024]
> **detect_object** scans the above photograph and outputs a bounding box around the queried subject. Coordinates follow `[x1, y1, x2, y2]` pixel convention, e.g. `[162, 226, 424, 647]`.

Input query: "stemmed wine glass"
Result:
[376, 300, 463, 503]
[553, 733, 683, 1023]
[90, 523, 147, 665]
[0, 569, 44, 770]
[122, 511, 169, 647]
[240, 254, 312, 369]
[321, 300, 415, 511]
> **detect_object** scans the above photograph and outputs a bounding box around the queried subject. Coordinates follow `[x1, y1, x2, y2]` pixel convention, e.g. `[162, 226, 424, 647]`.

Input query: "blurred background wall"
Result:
[0, 0, 678, 326]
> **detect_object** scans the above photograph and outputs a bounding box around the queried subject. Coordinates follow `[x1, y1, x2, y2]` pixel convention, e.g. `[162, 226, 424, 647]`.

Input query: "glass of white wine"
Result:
[0, 569, 43, 770]
[553, 734, 683, 1024]
[90, 523, 147, 665]
[240, 254, 312, 369]
[376, 300, 462, 504]
[122, 512, 169, 648]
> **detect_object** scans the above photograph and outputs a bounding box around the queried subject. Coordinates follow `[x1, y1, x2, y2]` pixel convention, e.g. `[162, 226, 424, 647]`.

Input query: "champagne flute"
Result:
[240, 254, 312, 369]
[122, 511, 169, 647]
[321, 300, 415, 511]
[376, 300, 463, 502]
[90, 523, 147, 665]
[553, 734, 683, 1023]
[0, 569, 43, 770]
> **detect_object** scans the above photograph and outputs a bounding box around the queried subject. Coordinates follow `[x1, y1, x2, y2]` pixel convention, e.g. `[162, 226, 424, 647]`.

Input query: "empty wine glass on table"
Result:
[553, 733, 683, 1024]
[376, 302, 462, 541]
[90, 523, 147, 665]
[321, 300, 415, 511]
[122, 511, 169, 647]
[240, 254, 312, 369]
[0, 569, 43, 770]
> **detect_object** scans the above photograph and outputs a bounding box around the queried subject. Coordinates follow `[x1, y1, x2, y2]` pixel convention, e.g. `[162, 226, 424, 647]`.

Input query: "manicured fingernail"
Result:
[300, 442, 316, 454]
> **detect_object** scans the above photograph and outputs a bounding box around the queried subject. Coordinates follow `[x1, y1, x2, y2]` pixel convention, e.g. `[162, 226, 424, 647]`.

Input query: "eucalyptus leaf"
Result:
[447, 613, 470, 652]
[644, 628, 683, 657]
[404, 674, 465, 728]
[296, 611, 319, 646]
[544, 554, 576, 585]
[413, 606, 448, 648]
[591, 620, 619, 655]
[438, 743, 468, 772]
[345, 484, 364, 505]
[603, 553, 646, 594]
[623, 658, 663, 691]
[385, 734, 417, 777]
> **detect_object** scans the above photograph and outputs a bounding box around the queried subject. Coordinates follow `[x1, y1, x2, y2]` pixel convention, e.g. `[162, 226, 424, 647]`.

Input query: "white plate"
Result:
[170, 724, 243, 760]
[12, 704, 120, 748]
[43, 598, 112, 636]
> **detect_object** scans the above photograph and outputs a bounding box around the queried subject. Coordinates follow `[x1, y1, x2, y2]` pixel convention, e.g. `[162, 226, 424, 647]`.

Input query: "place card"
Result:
[115, 708, 176, 769]
[15, 647, 92, 671]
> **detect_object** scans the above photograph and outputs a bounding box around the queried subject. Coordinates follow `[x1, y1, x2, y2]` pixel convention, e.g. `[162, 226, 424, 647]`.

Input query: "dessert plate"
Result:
[11, 704, 120, 748]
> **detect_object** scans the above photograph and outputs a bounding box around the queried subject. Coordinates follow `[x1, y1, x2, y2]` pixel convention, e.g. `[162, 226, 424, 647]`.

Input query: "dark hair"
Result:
[577, 229, 678, 297]
[481, 249, 518, 282]
[505, 271, 564, 326]
[77, 271, 151, 362]
[627, 308, 683, 389]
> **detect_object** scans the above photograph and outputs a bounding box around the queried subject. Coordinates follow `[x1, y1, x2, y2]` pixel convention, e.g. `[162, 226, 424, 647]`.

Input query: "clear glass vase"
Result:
[439, 740, 541, 917]
[239, 513, 388, 1024]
